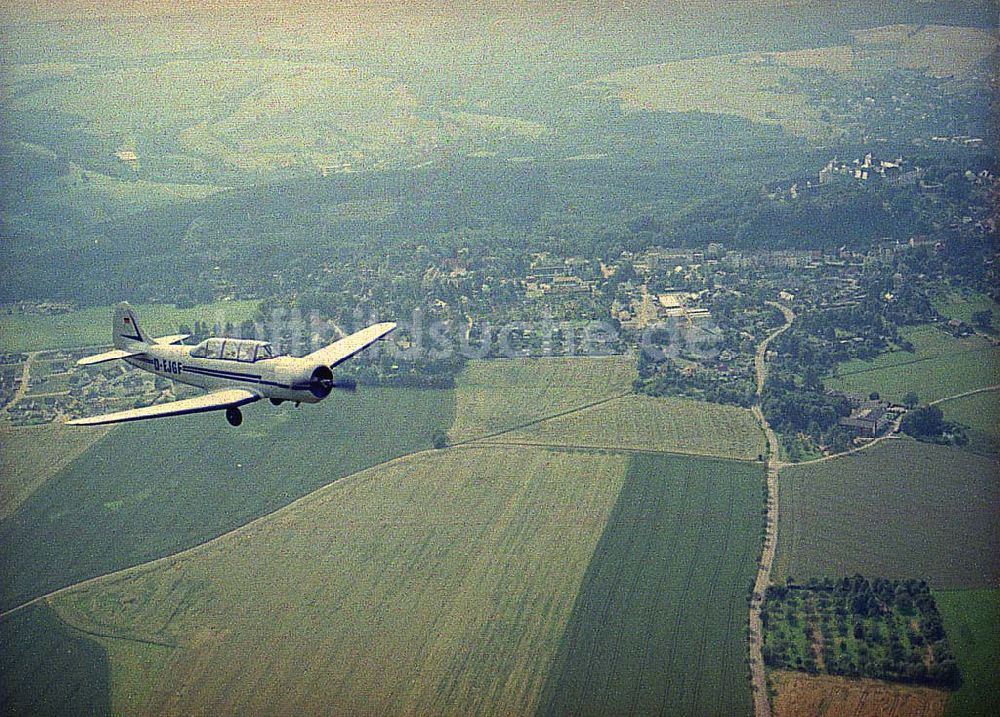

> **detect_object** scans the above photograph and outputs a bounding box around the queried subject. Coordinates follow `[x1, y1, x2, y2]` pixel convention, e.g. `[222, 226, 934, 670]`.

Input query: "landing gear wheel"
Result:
[226, 407, 243, 427]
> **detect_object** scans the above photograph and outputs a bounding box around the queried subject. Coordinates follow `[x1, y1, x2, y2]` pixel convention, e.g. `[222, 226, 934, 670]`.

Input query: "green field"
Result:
[590, 24, 997, 143]
[0, 602, 111, 717]
[4, 354, 770, 714]
[933, 290, 1000, 332]
[937, 589, 1000, 717]
[591, 53, 837, 141]
[0, 387, 454, 612]
[490, 394, 766, 461]
[52, 445, 628, 716]
[775, 439, 999, 590]
[940, 390, 1000, 456]
[537, 454, 761, 717]
[9, 59, 542, 173]
[448, 355, 636, 443]
[0, 300, 261, 353]
[0, 423, 110, 521]
[825, 326, 999, 404]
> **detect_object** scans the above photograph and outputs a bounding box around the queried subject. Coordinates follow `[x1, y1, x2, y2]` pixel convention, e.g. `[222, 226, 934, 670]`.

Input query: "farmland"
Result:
[6, 351, 771, 716]
[825, 326, 999, 404]
[7, 57, 548, 174]
[51, 445, 628, 717]
[490, 394, 766, 461]
[932, 291, 1000, 332]
[0, 602, 111, 717]
[0, 387, 454, 612]
[587, 53, 835, 141]
[936, 589, 1000, 717]
[0, 422, 109, 520]
[774, 24, 998, 78]
[0, 300, 260, 353]
[941, 390, 1000, 456]
[587, 24, 997, 142]
[537, 454, 762, 717]
[762, 579, 959, 686]
[770, 671, 947, 717]
[447, 355, 635, 443]
[775, 440, 999, 589]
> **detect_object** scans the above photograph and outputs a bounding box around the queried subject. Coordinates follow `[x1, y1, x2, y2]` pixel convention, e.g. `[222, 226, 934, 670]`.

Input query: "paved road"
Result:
[2, 352, 38, 415]
[749, 301, 794, 717]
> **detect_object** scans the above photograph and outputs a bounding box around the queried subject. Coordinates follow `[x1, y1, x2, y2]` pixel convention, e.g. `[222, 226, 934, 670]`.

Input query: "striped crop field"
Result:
[775, 439, 999, 589]
[488, 394, 766, 461]
[50, 446, 629, 717]
[537, 454, 763, 717]
[447, 355, 635, 443]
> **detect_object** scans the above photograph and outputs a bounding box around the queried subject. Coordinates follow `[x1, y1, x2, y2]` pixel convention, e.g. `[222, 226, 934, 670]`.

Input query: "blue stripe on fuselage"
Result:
[128, 353, 294, 390]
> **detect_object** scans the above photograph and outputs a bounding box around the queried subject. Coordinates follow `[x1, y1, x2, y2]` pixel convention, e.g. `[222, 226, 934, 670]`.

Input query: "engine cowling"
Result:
[289, 365, 356, 400]
[306, 365, 334, 399]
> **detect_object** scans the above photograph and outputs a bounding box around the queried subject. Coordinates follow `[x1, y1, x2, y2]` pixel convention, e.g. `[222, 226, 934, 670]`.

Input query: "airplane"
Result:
[66, 302, 396, 427]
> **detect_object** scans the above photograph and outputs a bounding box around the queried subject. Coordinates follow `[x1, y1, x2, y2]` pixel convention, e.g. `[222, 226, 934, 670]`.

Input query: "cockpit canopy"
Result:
[189, 338, 276, 363]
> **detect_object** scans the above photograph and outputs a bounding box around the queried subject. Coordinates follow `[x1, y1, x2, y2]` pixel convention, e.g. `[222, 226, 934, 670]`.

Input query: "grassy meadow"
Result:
[933, 290, 1000, 332]
[447, 355, 635, 442]
[52, 446, 628, 717]
[490, 393, 766, 461]
[825, 326, 999, 404]
[940, 390, 1000, 455]
[0, 387, 454, 612]
[775, 439, 999, 590]
[936, 589, 1000, 717]
[0, 300, 260, 353]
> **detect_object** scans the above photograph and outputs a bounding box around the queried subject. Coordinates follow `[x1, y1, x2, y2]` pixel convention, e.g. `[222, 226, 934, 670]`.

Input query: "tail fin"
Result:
[112, 302, 151, 349]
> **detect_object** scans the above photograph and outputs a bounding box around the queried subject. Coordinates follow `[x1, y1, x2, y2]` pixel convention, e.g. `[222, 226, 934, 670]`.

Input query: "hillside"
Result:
[585, 24, 998, 141]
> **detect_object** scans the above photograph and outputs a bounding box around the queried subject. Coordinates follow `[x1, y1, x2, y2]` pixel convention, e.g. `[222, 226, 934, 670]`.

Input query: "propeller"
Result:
[292, 366, 357, 398]
[330, 377, 357, 392]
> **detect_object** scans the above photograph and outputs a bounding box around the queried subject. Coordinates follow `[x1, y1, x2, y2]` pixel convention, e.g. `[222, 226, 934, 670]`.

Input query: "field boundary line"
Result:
[0, 387, 633, 620]
[829, 343, 994, 379]
[449, 390, 633, 446]
[473, 438, 759, 463]
[928, 384, 1000, 406]
[0, 444, 455, 621]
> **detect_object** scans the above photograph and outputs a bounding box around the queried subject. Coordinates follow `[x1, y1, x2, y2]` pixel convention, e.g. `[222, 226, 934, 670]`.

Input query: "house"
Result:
[838, 400, 894, 437]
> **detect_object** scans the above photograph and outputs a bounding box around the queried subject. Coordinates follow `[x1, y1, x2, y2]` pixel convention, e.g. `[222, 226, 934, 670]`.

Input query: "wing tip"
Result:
[64, 418, 96, 426]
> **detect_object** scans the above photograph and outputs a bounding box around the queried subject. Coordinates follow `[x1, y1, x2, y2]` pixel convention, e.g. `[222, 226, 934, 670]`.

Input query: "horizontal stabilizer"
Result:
[153, 334, 190, 345]
[66, 388, 259, 426]
[304, 322, 397, 368]
[77, 349, 144, 366]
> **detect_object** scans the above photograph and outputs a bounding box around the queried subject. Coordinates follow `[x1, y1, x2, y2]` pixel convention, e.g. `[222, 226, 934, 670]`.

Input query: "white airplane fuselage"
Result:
[124, 344, 328, 404]
[67, 302, 395, 427]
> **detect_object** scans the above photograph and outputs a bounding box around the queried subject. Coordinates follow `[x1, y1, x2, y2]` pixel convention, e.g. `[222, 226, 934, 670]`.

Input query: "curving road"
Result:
[748, 301, 794, 717]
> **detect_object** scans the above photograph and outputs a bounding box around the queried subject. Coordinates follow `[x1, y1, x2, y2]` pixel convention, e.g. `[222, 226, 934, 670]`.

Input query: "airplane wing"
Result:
[77, 348, 146, 366]
[66, 388, 259, 426]
[303, 322, 397, 368]
[153, 334, 190, 345]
